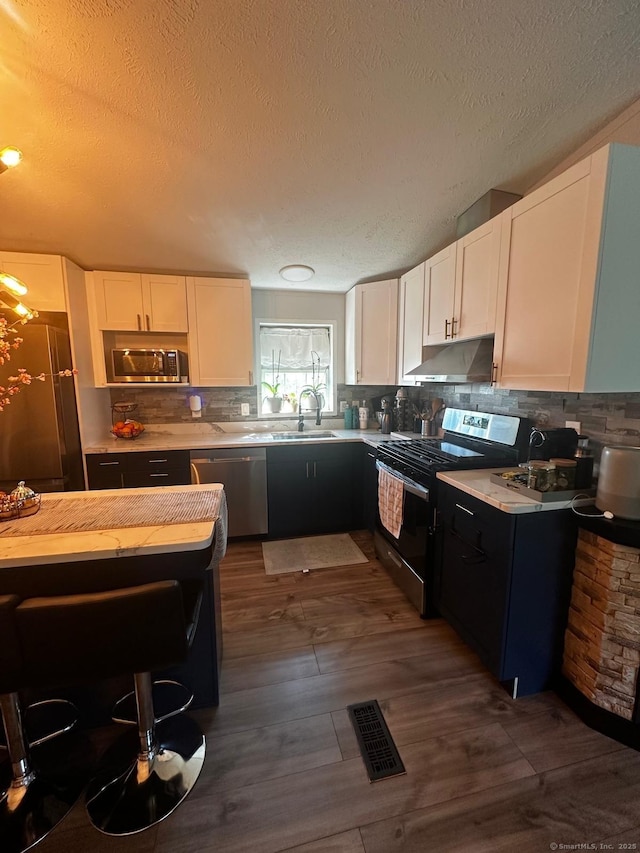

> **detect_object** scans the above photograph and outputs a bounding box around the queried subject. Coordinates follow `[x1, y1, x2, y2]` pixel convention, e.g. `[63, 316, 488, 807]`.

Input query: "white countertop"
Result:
[0, 484, 225, 568]
[436, 469, 585, 514]
[84, 428, 408, 454]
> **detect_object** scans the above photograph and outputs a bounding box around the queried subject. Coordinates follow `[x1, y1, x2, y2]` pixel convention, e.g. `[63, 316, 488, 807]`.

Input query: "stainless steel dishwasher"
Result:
[190, 448, 268, 537]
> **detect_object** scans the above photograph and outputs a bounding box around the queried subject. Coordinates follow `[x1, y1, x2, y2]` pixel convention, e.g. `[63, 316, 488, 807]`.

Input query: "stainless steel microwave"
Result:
[111, 348, 188, 383]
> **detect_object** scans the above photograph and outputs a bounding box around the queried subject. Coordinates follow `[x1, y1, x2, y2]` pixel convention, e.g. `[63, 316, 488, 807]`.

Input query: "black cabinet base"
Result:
[555, 675, 640, 752]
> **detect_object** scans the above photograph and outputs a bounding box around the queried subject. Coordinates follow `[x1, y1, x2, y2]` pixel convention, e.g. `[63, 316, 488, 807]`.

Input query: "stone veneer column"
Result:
[562, 530, 640, 721]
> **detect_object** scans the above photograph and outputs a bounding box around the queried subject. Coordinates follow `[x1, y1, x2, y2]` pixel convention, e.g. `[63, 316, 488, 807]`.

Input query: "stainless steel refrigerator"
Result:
[0, 321, 84, 493]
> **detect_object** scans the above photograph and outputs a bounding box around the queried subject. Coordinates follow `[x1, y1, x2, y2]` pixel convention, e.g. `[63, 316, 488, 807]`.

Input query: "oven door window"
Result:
[378, 488, 430, 578]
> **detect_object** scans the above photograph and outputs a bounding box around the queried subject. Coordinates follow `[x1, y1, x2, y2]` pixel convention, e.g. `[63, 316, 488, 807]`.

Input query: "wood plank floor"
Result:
[37, 531, 640, 852]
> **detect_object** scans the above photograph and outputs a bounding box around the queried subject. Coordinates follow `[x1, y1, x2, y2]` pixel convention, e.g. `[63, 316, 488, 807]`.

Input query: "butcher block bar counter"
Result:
[0, 484, 228, 713]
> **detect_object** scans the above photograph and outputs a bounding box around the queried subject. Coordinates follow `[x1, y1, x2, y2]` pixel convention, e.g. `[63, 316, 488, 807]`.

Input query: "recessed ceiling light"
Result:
[279, 264, 315, 282]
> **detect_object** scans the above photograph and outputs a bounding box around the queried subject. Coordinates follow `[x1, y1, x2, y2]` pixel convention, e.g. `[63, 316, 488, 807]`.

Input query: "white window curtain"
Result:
[259, 326, 331, 370]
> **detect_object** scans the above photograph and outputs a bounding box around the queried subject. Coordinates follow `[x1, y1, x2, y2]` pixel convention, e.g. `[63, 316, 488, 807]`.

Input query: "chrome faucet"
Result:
[309, 392, 322, 426]
[298, 412, 304, 431]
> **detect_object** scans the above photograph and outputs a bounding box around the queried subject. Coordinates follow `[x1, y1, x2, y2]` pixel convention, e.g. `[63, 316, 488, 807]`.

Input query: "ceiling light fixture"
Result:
[0, 290, 35, 319]
[279, 265, 315, 283]
[0, 273, 28, 297]
[0, 147, 22, 173]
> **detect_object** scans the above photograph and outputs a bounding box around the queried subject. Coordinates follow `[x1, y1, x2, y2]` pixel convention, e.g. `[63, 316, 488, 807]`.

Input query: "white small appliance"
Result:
[596, 446, 640, 520]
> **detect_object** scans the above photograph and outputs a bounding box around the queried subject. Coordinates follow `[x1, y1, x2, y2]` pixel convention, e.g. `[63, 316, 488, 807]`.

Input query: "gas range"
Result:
[376, 408, 530, 490]
[373, 408, 531, 618]
[376, 436, 518, 490]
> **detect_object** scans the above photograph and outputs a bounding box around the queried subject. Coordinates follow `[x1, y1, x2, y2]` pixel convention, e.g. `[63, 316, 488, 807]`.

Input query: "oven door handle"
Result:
[376, 461, 429, 500]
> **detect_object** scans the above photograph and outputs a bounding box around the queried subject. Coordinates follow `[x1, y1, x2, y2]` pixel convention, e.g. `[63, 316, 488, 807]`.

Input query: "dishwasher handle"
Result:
[191, 456, 257, 464]
[190, 456, 259, 485]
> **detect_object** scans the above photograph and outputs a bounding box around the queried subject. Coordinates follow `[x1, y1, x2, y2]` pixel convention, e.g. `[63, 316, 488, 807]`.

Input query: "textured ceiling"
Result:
[1, 0, 639, 292]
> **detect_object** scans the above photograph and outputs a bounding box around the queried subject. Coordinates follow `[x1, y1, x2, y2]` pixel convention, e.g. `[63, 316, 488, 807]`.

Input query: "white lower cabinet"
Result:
[186, 277, 253, 386]
[494, 143, 640, 392]
[345, 279, 398, 385]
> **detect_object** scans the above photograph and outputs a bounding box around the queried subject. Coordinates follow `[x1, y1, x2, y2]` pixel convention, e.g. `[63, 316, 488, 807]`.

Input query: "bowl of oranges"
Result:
[111, 419, 145, 440]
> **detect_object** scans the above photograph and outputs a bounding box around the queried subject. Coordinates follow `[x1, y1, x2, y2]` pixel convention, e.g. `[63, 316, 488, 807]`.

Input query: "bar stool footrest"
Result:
[0, 699, 78, 752]
[112, 680, 193, 725]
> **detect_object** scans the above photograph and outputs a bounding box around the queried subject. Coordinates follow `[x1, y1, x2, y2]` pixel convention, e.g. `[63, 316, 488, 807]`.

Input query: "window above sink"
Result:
[256, 322, 335, 418]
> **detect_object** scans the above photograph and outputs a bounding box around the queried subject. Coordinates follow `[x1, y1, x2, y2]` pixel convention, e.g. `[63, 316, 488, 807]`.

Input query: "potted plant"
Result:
[262, 349, 283, 413]
[300, 351, 326, 416]
[261, 380, 283, 413]
[300, 381, 326, 412]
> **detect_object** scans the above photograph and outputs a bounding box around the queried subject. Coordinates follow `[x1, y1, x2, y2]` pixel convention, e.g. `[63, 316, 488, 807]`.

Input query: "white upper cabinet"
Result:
[422, 218, 503, 347]
[423, 244, 456, 345]
[186, 277, 253, 386]
[93, 271, 188, 332]
[345, 279, 398, 385]
[397, 262, 425, 385]
[453, 216, 502, 340]
[0, 252, 66, 312]
[141, 274, 188, 332]
[494, 143, 640, 392]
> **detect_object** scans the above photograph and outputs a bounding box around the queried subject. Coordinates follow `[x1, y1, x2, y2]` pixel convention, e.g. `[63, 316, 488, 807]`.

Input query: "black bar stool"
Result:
[15, 579, 205, 836]
[0, 594, 85, 853]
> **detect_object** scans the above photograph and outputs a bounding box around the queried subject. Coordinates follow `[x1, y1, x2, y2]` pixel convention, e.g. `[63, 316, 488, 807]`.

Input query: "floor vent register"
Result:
[347, 699, 406, 782]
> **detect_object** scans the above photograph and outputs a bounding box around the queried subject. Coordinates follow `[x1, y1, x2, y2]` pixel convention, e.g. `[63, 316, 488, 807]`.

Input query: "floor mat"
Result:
[262, 533, 368, 575]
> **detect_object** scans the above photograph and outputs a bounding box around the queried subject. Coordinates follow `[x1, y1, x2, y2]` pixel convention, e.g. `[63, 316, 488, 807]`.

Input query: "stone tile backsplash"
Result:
[111, 383, 640, 464]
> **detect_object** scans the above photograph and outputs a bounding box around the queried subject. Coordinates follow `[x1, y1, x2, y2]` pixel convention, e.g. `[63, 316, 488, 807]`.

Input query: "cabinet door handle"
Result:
[148, 458, 168, 464]
[455, 503, 474, 516]
[305, 462, 309, 479]
[249, 371, 253, 385]
[149, 473, 169, 478]
[136, 314, 142, 330]
[444, 319, 451, 339]
[313, 461, 317, 478]
[99, 461, 120, 466]
[451, 317, 458, 338]
[490, 363, 498, 386]
[145, 314, 151, 330]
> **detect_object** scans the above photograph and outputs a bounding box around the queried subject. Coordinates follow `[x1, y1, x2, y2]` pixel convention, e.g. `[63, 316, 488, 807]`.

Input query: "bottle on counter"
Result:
[380, 399, 392, 435]
[359, 407, 369, 430]
[344, 405, 353, 429]
[352, 403, 359, 430]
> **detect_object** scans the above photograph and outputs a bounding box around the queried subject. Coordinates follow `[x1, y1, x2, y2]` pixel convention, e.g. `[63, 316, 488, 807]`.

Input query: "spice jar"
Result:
[519, 461, 557, 491]
[550, 458, 577, 490]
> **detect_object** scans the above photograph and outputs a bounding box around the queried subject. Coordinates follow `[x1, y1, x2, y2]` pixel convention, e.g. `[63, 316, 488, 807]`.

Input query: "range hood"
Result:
[407, 337, 494, 384]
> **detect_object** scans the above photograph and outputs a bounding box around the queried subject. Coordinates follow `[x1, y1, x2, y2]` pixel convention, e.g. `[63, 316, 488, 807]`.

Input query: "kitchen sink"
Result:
[270, 431, 336, 440]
